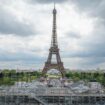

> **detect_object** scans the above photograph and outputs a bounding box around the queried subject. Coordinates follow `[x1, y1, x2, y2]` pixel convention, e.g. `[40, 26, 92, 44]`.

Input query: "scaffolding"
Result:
[0, 72, 105, 105]
[0, 85, 105, 105]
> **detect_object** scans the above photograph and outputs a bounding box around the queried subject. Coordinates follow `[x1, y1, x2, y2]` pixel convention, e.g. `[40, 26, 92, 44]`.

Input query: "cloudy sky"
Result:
[0, 0, 105, 70]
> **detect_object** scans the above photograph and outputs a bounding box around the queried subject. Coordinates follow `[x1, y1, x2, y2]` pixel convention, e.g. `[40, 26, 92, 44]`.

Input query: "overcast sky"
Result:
[0, 0, 105, 70]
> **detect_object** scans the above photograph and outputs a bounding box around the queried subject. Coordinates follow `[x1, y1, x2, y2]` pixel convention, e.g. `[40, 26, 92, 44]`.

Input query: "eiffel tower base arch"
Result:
[42, 62, 65, 78]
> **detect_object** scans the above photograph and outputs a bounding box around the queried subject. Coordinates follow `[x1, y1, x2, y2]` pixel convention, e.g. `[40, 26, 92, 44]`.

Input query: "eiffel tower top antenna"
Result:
[51, 1, 58, 47]
[54, 1, 55, 9]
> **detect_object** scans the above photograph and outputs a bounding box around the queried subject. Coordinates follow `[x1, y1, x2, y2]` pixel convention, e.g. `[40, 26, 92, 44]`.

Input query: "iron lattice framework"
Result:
[42, 6, 65, 77]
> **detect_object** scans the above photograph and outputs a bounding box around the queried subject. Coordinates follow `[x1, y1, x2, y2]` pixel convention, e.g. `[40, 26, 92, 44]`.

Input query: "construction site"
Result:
[0, 78, 105, 105]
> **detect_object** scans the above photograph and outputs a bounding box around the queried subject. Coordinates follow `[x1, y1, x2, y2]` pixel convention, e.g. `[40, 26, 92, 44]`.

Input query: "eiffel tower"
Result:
[42, 5, 65, 78]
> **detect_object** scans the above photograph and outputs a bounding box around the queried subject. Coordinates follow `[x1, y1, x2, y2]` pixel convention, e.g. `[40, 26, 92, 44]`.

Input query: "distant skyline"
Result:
[0, 0, 105, 70]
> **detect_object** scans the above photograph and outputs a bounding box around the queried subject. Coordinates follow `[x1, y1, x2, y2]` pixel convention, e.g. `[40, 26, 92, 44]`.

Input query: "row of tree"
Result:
[0, 69, 105, 86]
[66, 71, 105, 86]
[0, 70, 41, 85]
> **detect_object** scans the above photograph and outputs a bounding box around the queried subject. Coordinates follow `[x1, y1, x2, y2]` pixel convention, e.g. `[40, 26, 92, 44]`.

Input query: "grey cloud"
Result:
[0, 52, 44, 62]
[67, 32, 81, 39]
[0, 7, 35, 36]
[63, 0, 105, 59]
[64, 41, 105, 58]
[63, 30, 105, 58]
[85, 57, 105, 66]
[76, 57, 105, 69]
[94, 1, 105, 18]
[70, 0, 101, 10]
[70, 0, 105, 19]
[63, 49, 105, 58]
[28, 0, 67, 4]
[0, 50, 45, 69]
